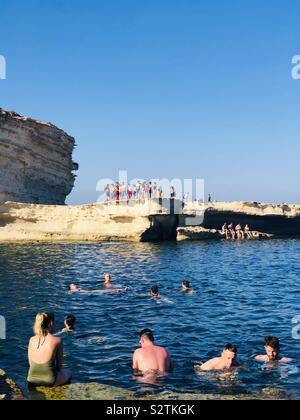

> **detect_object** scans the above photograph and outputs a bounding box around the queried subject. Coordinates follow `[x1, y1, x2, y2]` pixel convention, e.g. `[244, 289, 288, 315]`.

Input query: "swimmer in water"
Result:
[150, 285, 162, 299]
[68, 283, 126, 294]
[181, 280, 193, 292]
[197, 344, 239, 371]
[133, 329, 172, 375]
[68, 284, 81, 292]
[61, 315, 76, 333]
[255, 336, 292, 364]
[104, 273, 114, 288]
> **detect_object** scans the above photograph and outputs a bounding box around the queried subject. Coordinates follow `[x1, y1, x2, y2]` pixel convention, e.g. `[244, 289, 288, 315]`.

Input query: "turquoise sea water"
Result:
[0, 240, 300, 398]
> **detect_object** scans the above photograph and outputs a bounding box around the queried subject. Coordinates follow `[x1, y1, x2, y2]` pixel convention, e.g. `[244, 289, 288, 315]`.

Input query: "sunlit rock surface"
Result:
[0, 109, 78, 204]
[0, 199, 300, 243]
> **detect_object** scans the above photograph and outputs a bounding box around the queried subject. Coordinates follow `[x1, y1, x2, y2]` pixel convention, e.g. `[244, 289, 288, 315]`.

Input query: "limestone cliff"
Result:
[0, 200, 178, 242]
[0, 200, 300, 243]
[0, 109, 78, 204]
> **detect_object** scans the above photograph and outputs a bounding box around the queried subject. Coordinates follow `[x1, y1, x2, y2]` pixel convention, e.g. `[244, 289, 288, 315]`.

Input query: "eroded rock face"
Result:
[182, 202, 300, 237]
[0, 201, 179, 242]
[0, 109, 78, 204]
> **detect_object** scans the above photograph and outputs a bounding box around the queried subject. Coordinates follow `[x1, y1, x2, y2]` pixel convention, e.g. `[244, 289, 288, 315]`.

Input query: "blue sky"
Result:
[0, 0, 299, 204]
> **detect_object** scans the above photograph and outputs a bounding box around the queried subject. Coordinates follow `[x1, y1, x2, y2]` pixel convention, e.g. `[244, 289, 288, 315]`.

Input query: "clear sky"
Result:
[0, 0, 299, 204]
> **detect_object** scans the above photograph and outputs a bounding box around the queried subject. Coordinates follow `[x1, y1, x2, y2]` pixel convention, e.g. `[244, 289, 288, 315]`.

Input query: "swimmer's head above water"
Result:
[151, 285, 159, 297]
[139, 328, 155, 347]
[68, 284, 79, 292]
[255, 336, 292, 364]
[182, 280, 191, 290]
[64, 314, 76, 332]
[104, 273, 112, 286]
[221, 344, 238, 368]
[264, 336, 280, 361]
[199, 343, 239, 371]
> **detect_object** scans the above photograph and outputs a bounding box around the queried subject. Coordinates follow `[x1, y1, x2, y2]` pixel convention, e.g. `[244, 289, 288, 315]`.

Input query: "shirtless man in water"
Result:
[255, 336, 292, 364]
[133, 329, 172, 374]
[198, 344, 239, 371]
[104, 273, 113, 287]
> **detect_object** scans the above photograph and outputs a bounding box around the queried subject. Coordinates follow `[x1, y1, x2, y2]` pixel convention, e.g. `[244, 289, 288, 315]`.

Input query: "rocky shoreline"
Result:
[0, 369, 24, 400]
[28, 382, 290, 401]
[0, 369, 290, 400]
[0, 200, 299, 243]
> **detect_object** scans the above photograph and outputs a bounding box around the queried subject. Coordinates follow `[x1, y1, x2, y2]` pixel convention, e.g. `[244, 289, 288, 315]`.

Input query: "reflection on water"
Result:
[0, 240, 300, 398]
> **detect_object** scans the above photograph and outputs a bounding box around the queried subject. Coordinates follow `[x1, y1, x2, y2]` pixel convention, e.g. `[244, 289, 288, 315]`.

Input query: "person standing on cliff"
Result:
[148, 182, 153, 199]
[104, 184, 111, 202]
[115, 182, 120, 204]
[170, 187, 176, 199]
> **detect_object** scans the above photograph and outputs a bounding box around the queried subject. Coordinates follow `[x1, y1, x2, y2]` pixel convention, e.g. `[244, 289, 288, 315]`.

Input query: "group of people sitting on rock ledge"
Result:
[221, 223, 253, 241]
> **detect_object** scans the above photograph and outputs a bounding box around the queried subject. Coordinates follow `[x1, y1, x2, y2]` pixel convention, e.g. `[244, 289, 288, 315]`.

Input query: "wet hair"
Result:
[182, 280, 191, 288]
[224, 344, 237, 354]
[151, 285, 159, 295]
[33, 312, 54, 336]
[139, 329, 155, 342]
[65, 314, 76, 330]
[264, 336, 280, 351]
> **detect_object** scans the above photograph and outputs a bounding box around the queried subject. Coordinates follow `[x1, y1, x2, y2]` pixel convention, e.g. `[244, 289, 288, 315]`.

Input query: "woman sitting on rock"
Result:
[27, 312, 72, 388]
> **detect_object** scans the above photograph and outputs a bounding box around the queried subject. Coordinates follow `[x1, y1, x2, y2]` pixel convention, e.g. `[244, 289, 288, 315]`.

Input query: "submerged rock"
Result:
[31, 383, 136, 401]
[0, 369, 25, 400]
[29, 382, 289, 400]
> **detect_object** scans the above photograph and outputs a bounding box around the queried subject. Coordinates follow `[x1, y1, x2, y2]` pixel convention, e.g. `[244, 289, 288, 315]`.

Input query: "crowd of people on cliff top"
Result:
[222, 223, 254, 240]
[25, 274, 292, 390]
[104, 182, 178, 202]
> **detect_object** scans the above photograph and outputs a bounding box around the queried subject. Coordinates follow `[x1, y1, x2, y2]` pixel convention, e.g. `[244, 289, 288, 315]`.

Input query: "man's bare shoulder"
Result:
[255, 355, 268, 362]
[279, 357, 293, 363]
[200, 357, 221, 371]
[51, 334, 62, 345]
[154, 345, 169, 353]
